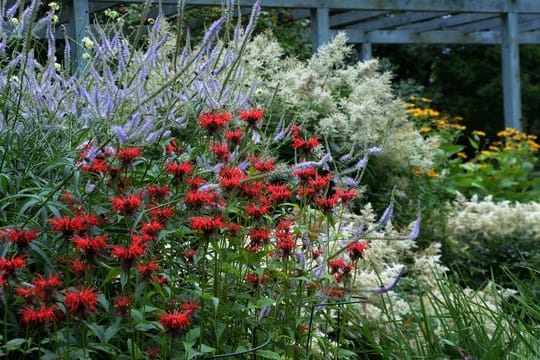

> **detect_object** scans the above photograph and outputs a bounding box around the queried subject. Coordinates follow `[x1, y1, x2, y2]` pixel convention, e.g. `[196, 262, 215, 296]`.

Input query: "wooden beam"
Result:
[91, 0, 540, 13]
[347, 11, 444, 31]
[397, 13, 496, 31]
[329, 10, 387, 27]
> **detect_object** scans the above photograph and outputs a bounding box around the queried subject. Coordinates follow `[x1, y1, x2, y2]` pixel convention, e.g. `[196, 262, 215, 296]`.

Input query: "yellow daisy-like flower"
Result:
[413, 168, 424, 175]
[472, 130, 486, 137]
[420, 127, 431, 133]
[480, 150, 491, 157]
[426, 169, 439, 178]
[457, 152, 467, 159]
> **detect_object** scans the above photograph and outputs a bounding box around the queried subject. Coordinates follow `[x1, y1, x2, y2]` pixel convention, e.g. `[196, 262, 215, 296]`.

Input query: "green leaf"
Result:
[86, 323, 105, 343]
[255, 350, 282, 359]
[104, 323, 122, 343]
[6, 338, 26, 352]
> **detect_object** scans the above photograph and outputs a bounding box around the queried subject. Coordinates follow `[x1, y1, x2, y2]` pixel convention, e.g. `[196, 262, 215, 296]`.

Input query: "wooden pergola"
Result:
[64, 0, 540, 131]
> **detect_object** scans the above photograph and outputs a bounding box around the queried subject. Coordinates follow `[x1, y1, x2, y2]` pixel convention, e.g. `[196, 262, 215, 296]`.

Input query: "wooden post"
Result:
[501, 0, 522, 130]
[310, 6, 330, 50]
[69, 0, 90, 73]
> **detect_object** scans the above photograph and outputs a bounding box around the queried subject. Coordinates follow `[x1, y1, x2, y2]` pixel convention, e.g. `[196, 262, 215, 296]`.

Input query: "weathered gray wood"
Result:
[311, 6, 330, 49]
[361, 41, 372, 60]
[501, 4, 522, 130]
[68, 0, 90, 72]
[91, 0, 540, 13]
[329, 10, 387, 27]
[347, 12, 444, 31]
[397, 13, 496, 31]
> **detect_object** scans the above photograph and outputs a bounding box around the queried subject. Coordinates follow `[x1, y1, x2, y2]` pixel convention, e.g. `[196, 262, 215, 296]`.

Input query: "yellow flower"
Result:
[488, 146, 499, 151]
[457, 152, 467, 159]
[413, 168, 424, 175]
[426, 169, 439, 178]
[480, 150, 491, 157]
[420, 127, 431, 133]
[473, 130, 486, 137]
[421, 97, 433, 103]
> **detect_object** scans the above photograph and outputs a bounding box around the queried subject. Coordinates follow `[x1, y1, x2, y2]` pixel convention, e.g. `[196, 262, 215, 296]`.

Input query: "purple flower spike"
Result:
[359, 267, 405, 294]
[408, 217, 421, 240]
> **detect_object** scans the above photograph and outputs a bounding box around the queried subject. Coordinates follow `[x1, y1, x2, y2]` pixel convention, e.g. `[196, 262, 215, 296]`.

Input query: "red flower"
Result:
[117, 147, 142, 164]
[141, 221, 164, 237]
[267, 184, 291, 203]
[198, 112, 232, 134]
[137, 261, 159, 278]
[49, 214, 98, 235]
[159, 309, 193, 334]
[80, 158, 109, 174]
[0, 227, 37, 247]
[275, 220, 295, 257]
[315, 195, 339, 213]
[110, 194, 142, 215]
[248, 156, 275, 172]
[248, 228, 271, 245]
[239, 108, 264, 127]
[335, 188, 358, 205]
[328, 258, 346, 274]
[64, 287, 99, 315]
[183, 249, 197, 262]
[308, 173, 332, 192]
[245, 273, 267, 287]
[292, 136, 320, 153]
[189, 216, 225, 235]
[219, 167, 247, 191]
[148, 206, 173, 224]
[19, 304, 59, 328]
[311, 248, 323, 260]
[111, 242, 145, 266]
[69, 259, 87, 274]
[186, 176, 206, 189]
[32, 273, 62, 301]
[240, 181, 263, 199]
[166, 139, 183, 155]
[184, 189, 220, 209]
[114, 296, 133, 317]
[165, 161, 193, 180]
[225, 129, 243, 145]
[71, 234, 108, 257]
[146, 185, 170, 200]
[0, 256, 26, 278]
[245, 203, 270, 219]
[292, 167, 317, 182]
[347, 241, 368, 261]
[210, 143, 230, 162]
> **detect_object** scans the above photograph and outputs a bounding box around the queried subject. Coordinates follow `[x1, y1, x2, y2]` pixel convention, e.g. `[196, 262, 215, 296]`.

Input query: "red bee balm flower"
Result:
[239, 108, 264, 127]
[347, 241, 368, 261]
[64, 287, 99, 315]
[71, 234, 108, 257]
[210, 143, 230, 162]
[111, 242, 145, 265]
[32, 273, 62, 301]
[292, 136, 320, 153]
[117, 147, 142, 164]
[137, 261, 159, 278]
[110, 194, 142, 215]
[159, 310, 193, 334]
[189, 216, 225, 235]
[19, 304, 59, 328]
[146, 185, 170, 200]
[0, 256, 26, 277]
[225, 129, 243, 145]
[114, 296, 133, 317]
[198, 112, 232, 134]
[165, 161, 193, 181]
[0, 227, 37, 247]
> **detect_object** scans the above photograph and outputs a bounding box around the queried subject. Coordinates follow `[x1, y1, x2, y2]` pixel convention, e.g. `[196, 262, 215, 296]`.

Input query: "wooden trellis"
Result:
[51, 1, 540, 130]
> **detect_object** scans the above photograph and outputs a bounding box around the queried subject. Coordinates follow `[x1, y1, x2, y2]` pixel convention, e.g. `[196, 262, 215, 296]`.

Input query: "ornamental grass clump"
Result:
[0, 1, 408, 358]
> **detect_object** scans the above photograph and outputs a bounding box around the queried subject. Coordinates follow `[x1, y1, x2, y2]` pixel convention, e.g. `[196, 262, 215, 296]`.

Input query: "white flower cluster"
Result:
[448, 193, 540, 241]
[329, 206, 512, 352]
[243, 33, 438, 173]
